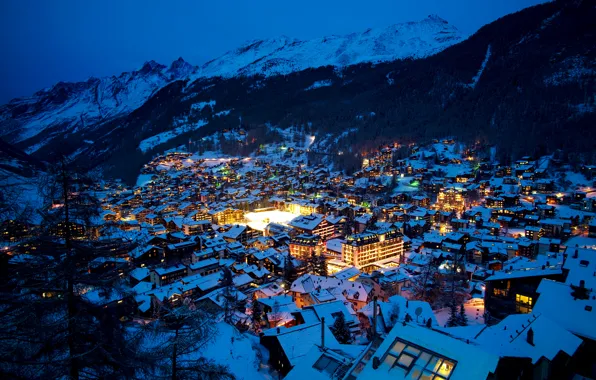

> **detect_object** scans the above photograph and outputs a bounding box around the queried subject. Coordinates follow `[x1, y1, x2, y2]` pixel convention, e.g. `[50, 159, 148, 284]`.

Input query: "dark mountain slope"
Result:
[10, 0, 596, 183]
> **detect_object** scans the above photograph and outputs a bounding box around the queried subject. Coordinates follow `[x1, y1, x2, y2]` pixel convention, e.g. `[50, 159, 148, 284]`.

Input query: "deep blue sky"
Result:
[0, 0, 546, 104]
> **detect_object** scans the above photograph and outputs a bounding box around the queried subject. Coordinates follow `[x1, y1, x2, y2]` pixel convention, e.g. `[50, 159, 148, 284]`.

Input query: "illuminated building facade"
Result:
[341, 229, 403, 269]
[288, 234, 321, 260]
[435, 187, 466, 213]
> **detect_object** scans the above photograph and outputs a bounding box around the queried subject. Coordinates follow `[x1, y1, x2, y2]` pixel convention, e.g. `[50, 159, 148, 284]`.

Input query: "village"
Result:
[3, 133, 596, 380]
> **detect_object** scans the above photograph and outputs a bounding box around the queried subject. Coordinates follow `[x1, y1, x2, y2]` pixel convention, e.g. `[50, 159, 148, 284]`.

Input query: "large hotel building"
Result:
[341, 228, 404, 270]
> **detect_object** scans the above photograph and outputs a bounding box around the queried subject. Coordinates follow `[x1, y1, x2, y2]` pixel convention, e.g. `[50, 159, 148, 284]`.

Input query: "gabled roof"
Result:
[474, 313, 581, 364]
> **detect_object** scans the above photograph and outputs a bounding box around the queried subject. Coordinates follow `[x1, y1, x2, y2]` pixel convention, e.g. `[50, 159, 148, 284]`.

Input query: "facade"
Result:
[342, 229, 404, 270]
[484, 267, 564, 320]
[210, 208, 244, 225]
[288, 234, 321, 260]
[435, 187, 466, 213]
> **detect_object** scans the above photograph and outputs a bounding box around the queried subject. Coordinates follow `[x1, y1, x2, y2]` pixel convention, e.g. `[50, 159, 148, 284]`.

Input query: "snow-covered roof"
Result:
[333, 267, 360, 281]
[263, 322, 341, 367]
[533, 279, 596, 341]
[290, 214, 324, 231]
[474, 314, 582, 364]
[130, 267, 150, 281]
[562, 246, 596, 290]
[354, 322, 499, 380]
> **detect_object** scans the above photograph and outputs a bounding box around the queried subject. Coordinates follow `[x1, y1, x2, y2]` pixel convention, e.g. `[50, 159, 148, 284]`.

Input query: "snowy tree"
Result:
[387, 302, 400, 328]
[330, 313, 353, 344]
[147, 301, 234, 380]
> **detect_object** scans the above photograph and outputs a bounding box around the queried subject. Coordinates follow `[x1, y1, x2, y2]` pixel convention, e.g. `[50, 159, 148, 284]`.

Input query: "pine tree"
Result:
[330, 313, 353, 344]
[313, 254, 328, 277]
[283, 254, 297, 287]
[446, 302, 459, 327]
[251, 295, 262, 331]
[458, 303, 468, 326]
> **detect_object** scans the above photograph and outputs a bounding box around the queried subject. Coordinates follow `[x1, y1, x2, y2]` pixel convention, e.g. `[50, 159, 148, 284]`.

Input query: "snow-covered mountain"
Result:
[195, 15, 464, 79]
[0, 59, 197, 153]
[0, 15, 463, 154]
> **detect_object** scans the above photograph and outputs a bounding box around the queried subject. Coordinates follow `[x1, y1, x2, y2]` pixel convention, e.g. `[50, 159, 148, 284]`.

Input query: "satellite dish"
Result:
[415, 307, 423, 317]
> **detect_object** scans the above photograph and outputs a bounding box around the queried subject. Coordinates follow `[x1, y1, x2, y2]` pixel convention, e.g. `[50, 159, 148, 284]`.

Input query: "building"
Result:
[342, 229, 404, 270]
[435, 187, 466, 213]
[149, 264, 187, 287]
[289, 214, 335, 241]
[209, 207, 244, 225]
[289, 234, 321, 260]
[345, 322, 499, 380]
[484, 261, 564, 320]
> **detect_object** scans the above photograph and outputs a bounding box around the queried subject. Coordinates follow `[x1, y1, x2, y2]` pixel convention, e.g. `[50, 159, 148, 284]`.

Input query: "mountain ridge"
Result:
[1, 1, 594, 184]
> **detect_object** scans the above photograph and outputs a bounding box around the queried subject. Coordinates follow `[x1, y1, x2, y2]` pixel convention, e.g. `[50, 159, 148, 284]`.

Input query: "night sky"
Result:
[0, 0, 547, 104]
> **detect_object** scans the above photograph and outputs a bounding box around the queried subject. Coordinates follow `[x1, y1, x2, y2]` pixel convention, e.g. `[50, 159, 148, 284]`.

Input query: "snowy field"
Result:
[244, 210, 300, 231]
[435, 298, 485, 327]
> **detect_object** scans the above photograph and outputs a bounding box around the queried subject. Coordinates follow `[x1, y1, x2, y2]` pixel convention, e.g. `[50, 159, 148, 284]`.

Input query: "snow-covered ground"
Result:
[203, 322, 270, 380]
[435, 298, 485, 327]
[136, 173, 154, 187]
[244, 210, 301, 231]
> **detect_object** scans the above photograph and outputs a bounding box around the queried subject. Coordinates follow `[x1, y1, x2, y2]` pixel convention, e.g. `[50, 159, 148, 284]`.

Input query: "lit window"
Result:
[515, 294, 533, 314]
[381, 338, 457, 379]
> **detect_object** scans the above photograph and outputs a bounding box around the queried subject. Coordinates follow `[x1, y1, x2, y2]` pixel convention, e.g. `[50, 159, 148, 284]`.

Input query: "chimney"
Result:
[276, 327, 280, 334]
[321, 317, 325, 349]
[527, 327, 535, 346]
[574, 249, 579, 259]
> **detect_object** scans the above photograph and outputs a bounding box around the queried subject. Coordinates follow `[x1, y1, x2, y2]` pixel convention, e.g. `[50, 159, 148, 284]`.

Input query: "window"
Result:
[313, 355, 341, 375]
[515, 294, 533, 314]
[493, 288, 508, 297]
[381, 339, 457, 379]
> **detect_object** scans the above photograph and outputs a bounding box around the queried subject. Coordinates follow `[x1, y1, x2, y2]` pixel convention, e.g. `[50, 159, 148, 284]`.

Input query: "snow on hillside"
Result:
[304, 80, 333, 91]
[192, 15, 465, 80]
[0, 59, 197, 152]
[139, 119, 208, 153]
[468, 45, 492, 89]
[191, 100, 216, 111]
[544, 56, 596, 86]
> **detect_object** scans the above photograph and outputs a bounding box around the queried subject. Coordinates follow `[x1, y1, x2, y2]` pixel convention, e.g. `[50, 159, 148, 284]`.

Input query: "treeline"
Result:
[0, 161, 234, 379]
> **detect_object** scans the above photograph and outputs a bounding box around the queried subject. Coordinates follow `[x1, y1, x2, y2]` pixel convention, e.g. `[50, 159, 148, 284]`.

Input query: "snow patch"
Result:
[304, 79, 333, 91]
[191, 100, 216, 111]
[468, 45, 491, 89]
[138, 120, 208, 153]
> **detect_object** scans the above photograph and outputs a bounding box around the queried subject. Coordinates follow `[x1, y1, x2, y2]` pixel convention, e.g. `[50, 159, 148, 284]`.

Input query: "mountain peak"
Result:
[427, 14, 449, 24]
[167, 57, 195, 78]
[139, 60, 166, 74]
[195, 16, 464, 79]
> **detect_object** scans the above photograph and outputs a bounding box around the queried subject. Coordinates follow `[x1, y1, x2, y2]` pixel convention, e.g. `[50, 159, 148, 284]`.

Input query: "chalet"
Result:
[289, 214, 335, 241]
[150, 264, 187, 287]
[188, 257, 220, 277]
[165, 240, 197, 259]
[221, 225, 260, 244]
[129, 245, 164, 264]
